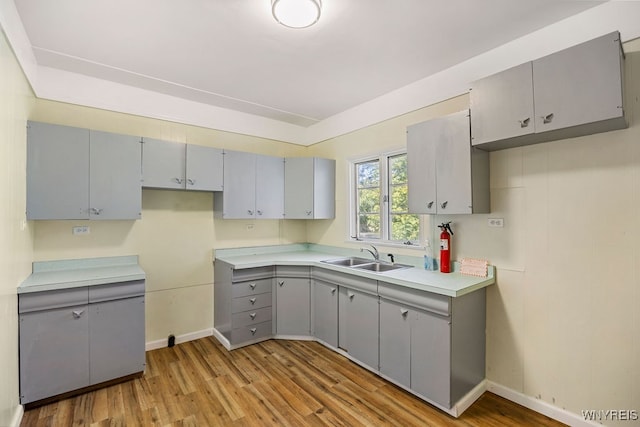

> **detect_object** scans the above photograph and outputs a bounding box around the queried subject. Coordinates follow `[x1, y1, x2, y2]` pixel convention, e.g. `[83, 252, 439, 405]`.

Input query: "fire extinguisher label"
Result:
[440, 239, 449, 250]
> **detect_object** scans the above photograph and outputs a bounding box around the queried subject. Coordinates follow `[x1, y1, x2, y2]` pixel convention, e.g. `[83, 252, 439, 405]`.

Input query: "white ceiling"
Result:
[5, 1, 640, 144]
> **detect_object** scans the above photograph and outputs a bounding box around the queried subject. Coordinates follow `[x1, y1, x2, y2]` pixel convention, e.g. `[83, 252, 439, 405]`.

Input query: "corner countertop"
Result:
[214, 244, 494, 297]
[18, 256, 146, 294]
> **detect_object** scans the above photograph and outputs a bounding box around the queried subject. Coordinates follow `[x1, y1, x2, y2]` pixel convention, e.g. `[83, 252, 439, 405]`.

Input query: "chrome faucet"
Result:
[360, 244, 379, 261]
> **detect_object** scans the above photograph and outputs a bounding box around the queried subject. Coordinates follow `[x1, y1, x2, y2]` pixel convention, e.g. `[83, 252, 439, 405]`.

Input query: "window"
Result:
[352, 152, 420, 244]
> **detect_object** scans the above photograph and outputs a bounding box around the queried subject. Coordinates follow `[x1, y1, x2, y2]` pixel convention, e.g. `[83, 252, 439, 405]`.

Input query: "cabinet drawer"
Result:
[232, 292, 272, 313]
[231, 321, 272, 344]
[378, 282, 450, 317]
[232, 306, 272, 328]
[232, 278, 272, 298]
[232, 266, 274, 283]
[89, 280, 145, 303]
[19, 287, 88, 313]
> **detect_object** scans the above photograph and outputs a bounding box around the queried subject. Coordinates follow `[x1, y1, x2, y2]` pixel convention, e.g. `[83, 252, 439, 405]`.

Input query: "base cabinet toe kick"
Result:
[213, 260, 489, 416]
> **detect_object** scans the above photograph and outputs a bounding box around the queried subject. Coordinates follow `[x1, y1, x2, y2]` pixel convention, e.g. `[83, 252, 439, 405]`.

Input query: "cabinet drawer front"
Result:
[275, 266, 310, 278]
[89, 280, 145, 303]
[231, 321, 272, 344]
[313, 268, 377, 296]
[232, 266, 274, 283]
[232, 306, 272, 328]
[232, 293, 272, 313]
[19, 287, 89, 313]
[378, 282, 450, 317]
[232, 278, 272, 298]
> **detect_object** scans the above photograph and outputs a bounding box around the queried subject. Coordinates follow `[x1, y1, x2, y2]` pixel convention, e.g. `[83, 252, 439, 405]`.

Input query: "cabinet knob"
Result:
[400, 309, 409, 317]
[247, 210, 254, 216]
[519, 117, 531, 128]
[257, 210, 263, 216]
[348, 292, 355, 300]
[174, 177, 184, 185]
[427, 201, 434, 209]
[72, 309, 85, 319]
[306, 210, 312, 216]
[187, 178, 195, 186]
[91, 207, 103, 215]
[250, 298, 257, 305]
[250, 328, 257, 335]
[249, 283, 257, 290]
[278, 281, 285, 287]
[250, 313, 257, 320]
[331, 288, 336, 295]
[440, 201, 448, 209]
[542, 113, 554, 124]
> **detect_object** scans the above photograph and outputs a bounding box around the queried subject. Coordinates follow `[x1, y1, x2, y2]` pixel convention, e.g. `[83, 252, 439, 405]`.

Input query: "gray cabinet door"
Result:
[89, 296, 146, 384]
[411, 310, 451, 408]
[284, 157, 314, 218]
[26, 121, 90, 220]
[19, 305, 90, 404]
[407, 120, 438, 214]
[312, 158, 336, 219]
[141, 138, 186, 189]
[220, 150, 256, 218]
[276, 277, 310, 336]
[89, 130, 142, 220]
[434, 111, 473, 214]
[379, 299, 411, 388]
[339, 287, 379, 370]
[185, 145, 223, 191]
[533, 32, 623, 133]
[255, 154, 284, 219]
[312, 280, 338, 347]
[470, 62, 535, 146]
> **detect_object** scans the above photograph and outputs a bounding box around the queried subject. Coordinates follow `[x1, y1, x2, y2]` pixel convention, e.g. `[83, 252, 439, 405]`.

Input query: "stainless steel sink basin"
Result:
[352, 262, 412, 272]
[321, 257, 372, 267]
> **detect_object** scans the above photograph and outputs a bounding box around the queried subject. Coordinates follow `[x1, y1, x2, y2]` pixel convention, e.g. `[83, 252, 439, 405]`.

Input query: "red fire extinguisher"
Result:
[438, 222, 453, 273]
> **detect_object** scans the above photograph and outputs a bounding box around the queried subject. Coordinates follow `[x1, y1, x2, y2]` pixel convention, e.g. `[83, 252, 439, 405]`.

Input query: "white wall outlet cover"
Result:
[72, 226, 90, 235]
[488, 218, 504, 227]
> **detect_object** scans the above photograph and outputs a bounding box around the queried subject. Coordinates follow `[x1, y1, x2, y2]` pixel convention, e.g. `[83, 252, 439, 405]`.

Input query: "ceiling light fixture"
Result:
[271, 0, 322, 29]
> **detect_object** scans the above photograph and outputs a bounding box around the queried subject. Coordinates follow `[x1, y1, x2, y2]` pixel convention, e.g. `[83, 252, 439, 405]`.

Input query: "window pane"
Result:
[390, 214, 420, 241]
[389, 185, 408, 213]
[389, 154, 407, 185]
[357, 161, 380, 187]
[358, 188, 380, 213]
[359, 214, 380, 239]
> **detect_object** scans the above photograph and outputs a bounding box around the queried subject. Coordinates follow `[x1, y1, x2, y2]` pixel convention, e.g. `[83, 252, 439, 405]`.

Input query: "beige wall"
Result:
[0, 30, 35, 425]
[308, 44, 640, 424]
[29, 101, 309, 344]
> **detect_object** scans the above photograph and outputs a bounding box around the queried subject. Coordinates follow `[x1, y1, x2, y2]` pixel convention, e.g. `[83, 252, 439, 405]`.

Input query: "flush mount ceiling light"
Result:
[271, 0, 322, 29]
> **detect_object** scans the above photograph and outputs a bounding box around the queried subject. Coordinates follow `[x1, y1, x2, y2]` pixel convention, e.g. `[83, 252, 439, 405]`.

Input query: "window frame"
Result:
[348, 149, 422, 247]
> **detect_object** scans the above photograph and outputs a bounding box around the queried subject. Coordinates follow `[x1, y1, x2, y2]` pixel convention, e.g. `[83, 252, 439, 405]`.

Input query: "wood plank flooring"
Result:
[21, 337, 566, 426]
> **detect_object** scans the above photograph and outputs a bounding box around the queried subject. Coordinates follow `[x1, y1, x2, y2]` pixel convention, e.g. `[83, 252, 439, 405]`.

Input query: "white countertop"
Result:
[214, 245, 494, 297]
[19, 256, 146, 294]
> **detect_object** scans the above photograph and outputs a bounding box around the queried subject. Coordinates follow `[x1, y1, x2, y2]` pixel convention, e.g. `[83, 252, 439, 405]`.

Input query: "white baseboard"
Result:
[10, 404, 23, 427]
[145, 328, 213, 351]
[452, 380, 488, 417]
[487, 381, 601, 427]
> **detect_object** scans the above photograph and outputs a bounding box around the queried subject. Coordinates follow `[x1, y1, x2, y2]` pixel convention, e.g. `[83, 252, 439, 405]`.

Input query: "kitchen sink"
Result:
[352, 262, 412, 272]
[321, 257, 372, 267]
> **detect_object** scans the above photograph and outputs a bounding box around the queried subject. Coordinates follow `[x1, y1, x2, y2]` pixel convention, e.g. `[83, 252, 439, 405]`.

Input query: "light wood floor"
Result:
[21, 337, 565, 426]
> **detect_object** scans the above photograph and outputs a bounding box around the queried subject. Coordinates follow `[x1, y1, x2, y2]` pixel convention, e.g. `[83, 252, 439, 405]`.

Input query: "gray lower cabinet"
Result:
[19, 280, 145, 405]
[378, 281, 486, 409]
[311, 279, 338, 347]
[339, 287, 379, 371]
[275, 266, 310, 336]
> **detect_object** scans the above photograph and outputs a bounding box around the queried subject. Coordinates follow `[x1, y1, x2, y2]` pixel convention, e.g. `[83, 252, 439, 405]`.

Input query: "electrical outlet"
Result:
[488, 218, 504, 227]
[72, 226, 90, 235]
[246, 223, 254, 231]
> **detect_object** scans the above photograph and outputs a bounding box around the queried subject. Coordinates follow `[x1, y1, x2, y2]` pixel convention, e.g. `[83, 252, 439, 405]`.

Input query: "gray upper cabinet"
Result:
[470, 31, 626, 151]
[142, 138, 223, 191]
[214, 151, 284, 219]
[27, 122, 142, 220]
[407, 110, 489, 215]
[284, 157, 335, 219]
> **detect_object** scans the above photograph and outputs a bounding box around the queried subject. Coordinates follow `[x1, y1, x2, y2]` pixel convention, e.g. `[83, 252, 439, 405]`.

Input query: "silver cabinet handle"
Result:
[72, 309, 85, 319]
[400, 309, 409, 317]
[249, 283, 256, 290]
[257, 210, 263, 216]
[247, 210, 254, 216]
[542, 113, 554, 124]
[519, 118, 530, 128]
[91, 208, 103, 215]
[278, 281, 285, 287]
[306, 210, 312, 216]
[173, 177, 184, 184]
[331, 288, 336, 295]
[250, 328, 257, 335]
[348, 292, 355, 300]
[427, 201, 434, 209]
[187, 178, 195, 186]
[440, 201, 448, 209]
[250, 313, 257, 320]
[250, 298, 257, 305]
